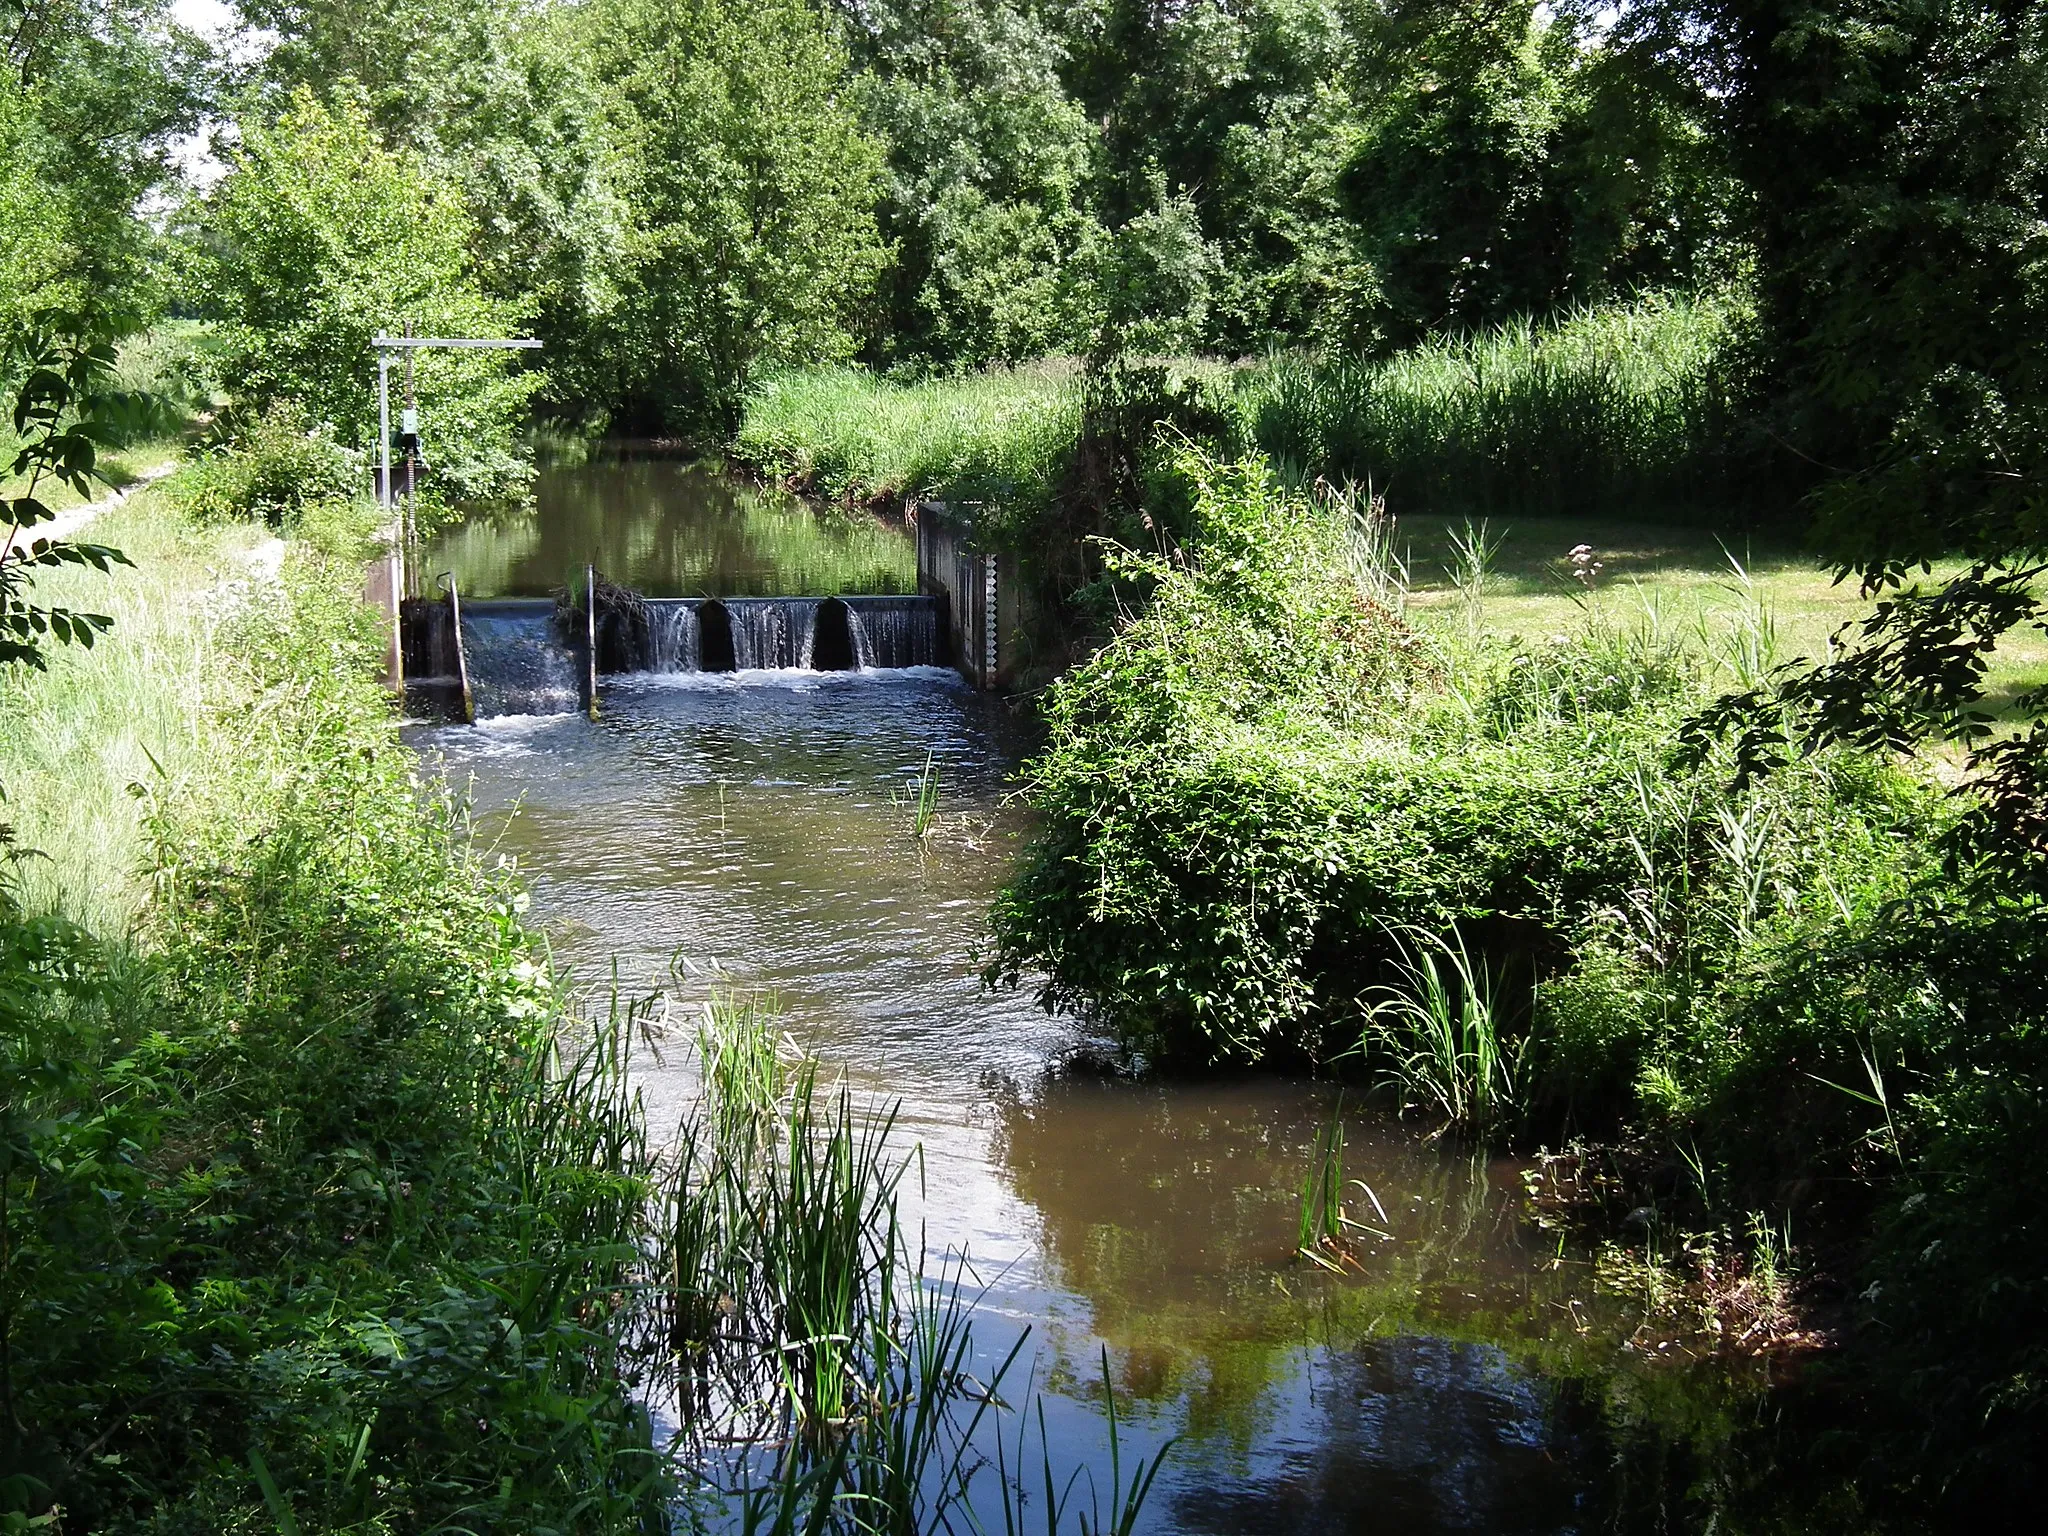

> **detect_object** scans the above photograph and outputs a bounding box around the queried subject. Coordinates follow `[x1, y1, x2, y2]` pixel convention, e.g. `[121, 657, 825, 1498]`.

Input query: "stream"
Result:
[410, 451, 1774, 1533]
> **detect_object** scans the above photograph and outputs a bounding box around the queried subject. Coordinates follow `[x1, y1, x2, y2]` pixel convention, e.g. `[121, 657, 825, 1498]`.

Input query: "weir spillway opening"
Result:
[401, 586, 950, 720]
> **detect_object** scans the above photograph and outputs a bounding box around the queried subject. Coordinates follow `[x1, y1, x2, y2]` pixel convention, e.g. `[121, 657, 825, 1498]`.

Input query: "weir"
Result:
[404, 583, 948, 720]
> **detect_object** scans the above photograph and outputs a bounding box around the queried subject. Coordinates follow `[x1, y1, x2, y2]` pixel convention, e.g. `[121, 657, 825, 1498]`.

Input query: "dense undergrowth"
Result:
[734, 294, 1757, 525]
[1, 501, 662, 1528]
[985, 448, 2047, 1519]
[1240, 293, 1763, 521]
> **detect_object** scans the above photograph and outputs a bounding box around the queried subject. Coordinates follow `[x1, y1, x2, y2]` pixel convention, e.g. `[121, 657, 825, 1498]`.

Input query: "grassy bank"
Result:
[2, 487, 663, 1527]
[732, 294, 1759, 524]
[734, 362, 1080, 507]
[984, 449, 2048, 1522]
[1240, 293, 1759, 521]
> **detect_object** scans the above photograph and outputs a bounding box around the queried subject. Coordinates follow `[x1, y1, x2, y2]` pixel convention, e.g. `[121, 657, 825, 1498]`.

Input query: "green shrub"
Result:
[176, 401, 366, 528]
[0, 536, 659, 1529]
[992, 448, 1933, 1087]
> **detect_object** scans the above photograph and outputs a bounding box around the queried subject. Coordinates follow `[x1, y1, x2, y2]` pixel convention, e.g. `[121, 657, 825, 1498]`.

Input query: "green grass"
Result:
[733, 361, 1080, 506]
[1237, 292, 1754, 521]
[0, 487, 278, 933]
[1389, 512, 2048, 714]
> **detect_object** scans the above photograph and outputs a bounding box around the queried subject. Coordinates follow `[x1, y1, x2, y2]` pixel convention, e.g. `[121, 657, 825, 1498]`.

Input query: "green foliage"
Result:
[988, 448, 1934, 1078]
[1, 319, 136, 670]
[1, 531, 663, 1530]
[1240, 291, 1755, 519]
[846, 0, 1103, 367]
[1337, 1, 1737, 344]
[735, 362, 1081, 506]
[177, 401, 366, 528]
[583, 0, 887, 438]
[200, 89, 543, 504]
[1357, 926, 1523, 1131]
[0, 3, 203, 333]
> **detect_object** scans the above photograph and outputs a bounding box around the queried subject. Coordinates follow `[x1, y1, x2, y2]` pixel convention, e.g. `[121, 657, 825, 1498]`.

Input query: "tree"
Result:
[237, 1, 632, 426]
[583, 0, 886, 435]
[0, 2, 206, 331]
[841, 0, 1102, 366]
[1, 318, 136, 671]
[200, 89, 542, 503]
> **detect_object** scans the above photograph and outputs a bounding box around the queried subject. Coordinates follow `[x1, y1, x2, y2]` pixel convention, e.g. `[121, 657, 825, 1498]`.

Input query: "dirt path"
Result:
[27, 461, 179, 542]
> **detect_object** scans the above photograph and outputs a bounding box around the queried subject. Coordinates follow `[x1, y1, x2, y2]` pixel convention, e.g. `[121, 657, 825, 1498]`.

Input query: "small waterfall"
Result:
[581, 588, 944, 678]
[643, 600, 701, 672]
[460, 601, 582, 716]
[724, 598, 821, 670]
[842, 597, 941, 669]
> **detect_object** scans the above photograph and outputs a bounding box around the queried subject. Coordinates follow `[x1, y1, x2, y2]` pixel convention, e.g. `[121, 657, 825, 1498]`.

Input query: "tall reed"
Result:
[649, 996, 1169, 1532]
[1355, 925, 1525, 1133]
[1240, 292, 1755, 521]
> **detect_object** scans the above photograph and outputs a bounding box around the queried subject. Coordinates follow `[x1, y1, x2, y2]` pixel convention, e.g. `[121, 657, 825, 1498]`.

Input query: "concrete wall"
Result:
[916, 500, 1017, 689]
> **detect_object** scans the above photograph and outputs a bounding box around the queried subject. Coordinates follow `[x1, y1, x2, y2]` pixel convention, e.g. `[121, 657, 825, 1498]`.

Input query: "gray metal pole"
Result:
[378, 352, 391, 512]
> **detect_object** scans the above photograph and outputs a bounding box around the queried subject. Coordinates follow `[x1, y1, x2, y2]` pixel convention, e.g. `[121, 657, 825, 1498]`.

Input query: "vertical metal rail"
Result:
[446, 575, 475, 725]
[585, 562, 600, 721]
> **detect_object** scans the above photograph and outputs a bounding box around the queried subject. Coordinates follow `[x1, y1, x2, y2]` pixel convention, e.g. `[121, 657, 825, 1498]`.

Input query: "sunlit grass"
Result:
[734, 362, 1081, 505]
[0, 487, 275, 934]
[1391, 512, 2048, 711]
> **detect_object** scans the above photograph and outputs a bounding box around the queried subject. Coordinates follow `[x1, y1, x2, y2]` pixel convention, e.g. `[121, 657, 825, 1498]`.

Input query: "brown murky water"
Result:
[409, 458, 1775, 1533]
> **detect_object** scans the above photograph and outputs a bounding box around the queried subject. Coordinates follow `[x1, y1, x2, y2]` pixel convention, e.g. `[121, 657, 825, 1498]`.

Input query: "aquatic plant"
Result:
[893, 749, 942, 840]
[651, 997, 1174, 1532]
[1355, 925, 1525, 1133]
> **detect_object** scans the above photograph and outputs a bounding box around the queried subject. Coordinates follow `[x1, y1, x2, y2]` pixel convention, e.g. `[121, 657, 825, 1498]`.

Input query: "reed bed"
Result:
[733, 364, 1081, 507]
[1237, 293, 1754, 520]
[651, 994, 1171, 1533]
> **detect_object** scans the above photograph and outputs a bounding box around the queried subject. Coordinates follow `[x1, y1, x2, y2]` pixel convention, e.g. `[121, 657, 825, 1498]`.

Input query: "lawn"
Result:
[1396, 511, 2048, 714]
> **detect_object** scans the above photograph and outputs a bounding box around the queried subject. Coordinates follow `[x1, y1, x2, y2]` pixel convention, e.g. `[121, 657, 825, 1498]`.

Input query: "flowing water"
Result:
[409, 458, 1775, 1532]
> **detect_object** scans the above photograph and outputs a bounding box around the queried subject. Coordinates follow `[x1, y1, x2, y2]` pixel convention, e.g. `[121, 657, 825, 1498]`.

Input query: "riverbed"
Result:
[410, 451, 1769, 1533]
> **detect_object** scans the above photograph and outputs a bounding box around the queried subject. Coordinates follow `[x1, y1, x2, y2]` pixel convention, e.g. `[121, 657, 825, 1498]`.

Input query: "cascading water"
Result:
[460, 601, 583, 716]
[841, 597, 941, 670]
[644, 600, 701, 672]
[724, 598, 822, 670]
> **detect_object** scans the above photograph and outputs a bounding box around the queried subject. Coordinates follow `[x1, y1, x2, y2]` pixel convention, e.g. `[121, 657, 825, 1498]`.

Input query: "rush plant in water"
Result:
[893, 749, 942, 839]
[1354, 925, 1525, 1134]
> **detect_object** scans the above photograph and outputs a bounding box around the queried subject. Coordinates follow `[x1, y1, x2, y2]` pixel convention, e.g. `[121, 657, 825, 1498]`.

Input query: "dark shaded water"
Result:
[408, 465, 1773, 1532]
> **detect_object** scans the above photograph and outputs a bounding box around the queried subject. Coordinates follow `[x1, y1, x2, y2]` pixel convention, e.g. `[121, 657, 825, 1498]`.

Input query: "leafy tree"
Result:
[1336, 0, 1736, 344]
[0, 2, 206, 330]
[200, 89, 542, 504]
[0, 319, 135, 670]
[841, 0, 1102, 366]
[582, 0, 886, 436]
[238, 0, 632, 425]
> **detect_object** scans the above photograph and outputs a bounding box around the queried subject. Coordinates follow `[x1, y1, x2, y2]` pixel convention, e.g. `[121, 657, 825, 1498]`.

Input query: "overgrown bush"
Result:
[990, 448, 1923, 1075]
[989, 443, 2048, 1514]
[0, 534, 660, 1529]
[176, 401, 366, 528]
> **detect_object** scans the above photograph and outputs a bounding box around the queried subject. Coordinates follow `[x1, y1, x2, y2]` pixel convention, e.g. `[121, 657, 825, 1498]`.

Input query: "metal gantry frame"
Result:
[369, 332, 542, 691]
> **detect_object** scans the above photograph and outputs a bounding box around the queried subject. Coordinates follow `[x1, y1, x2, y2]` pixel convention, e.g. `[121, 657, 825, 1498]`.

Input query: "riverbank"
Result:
[1, 487, 664, 1527]
[980, 447, 2047, 1522]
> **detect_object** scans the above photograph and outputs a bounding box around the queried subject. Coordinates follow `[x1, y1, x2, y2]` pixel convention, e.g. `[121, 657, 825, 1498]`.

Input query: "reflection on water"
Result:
[406, 464, 1782, 1532]
[424, 453, 916, 598]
